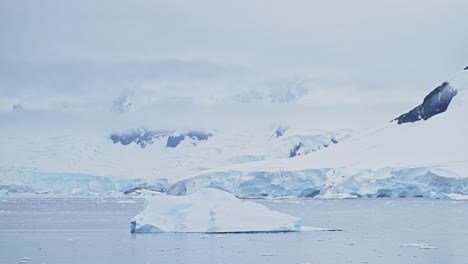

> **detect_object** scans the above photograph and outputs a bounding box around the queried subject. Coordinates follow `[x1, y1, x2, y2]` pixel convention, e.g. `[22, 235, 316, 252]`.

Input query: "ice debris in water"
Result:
[400, 244, 437, 249]
[130, 188, 301, 233]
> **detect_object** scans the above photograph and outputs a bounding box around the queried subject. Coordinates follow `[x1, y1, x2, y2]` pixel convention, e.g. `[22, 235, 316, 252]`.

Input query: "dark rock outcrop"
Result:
[111, 129, 212, 149]
[289, 142, 304, 158]
[12, 104, 23, 112]
[464, 66, 468, 71]
[110, 128, 167, 148]
[274, 126, 288, 138]
[166, 131, 212, 148]
[393, 82, 458, 124]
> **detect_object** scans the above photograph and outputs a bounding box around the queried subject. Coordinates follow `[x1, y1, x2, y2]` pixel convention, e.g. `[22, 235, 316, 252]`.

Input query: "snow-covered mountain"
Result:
[3, 67, 468, 199]
[167, 68, 468, 199]
[0, 122, 350, 195]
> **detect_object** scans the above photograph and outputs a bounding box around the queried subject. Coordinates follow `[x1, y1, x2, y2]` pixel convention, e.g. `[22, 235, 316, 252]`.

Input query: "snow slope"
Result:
[168, 69, 468, 199]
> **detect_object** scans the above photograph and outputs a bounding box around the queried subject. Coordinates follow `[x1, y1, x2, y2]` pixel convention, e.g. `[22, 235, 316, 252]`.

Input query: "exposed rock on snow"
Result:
[110, 128, 168, 148]
[166, 131, 212, 148]
[130, 188, 301, 233]
[393, 82, 457, 124]
[274, 126, 288, 138]
[12, 104, 23, 112]
[110, 129, 212, 149]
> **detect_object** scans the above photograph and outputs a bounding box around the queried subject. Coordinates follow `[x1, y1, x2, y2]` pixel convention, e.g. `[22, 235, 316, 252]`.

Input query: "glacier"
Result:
[0, 167, 149, 195]
[130, 188, 301, 233]
[167, 167, 468, 199]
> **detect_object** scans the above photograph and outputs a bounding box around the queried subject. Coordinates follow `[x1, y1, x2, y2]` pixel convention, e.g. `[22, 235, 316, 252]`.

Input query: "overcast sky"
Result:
[1, 0, 467, 129]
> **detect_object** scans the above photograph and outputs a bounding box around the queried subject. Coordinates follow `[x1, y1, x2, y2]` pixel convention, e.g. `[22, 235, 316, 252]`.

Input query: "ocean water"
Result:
[0, 197, 467, 264]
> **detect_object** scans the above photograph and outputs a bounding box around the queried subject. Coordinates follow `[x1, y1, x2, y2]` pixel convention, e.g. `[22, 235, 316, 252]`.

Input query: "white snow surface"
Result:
[168, 70, 468, 199]
[131, 188, 301, 233]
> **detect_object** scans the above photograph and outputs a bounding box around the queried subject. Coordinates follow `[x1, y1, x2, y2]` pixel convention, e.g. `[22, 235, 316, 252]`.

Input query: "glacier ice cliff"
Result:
[167, 167, 468, 199]
[0, 167, 147, 195]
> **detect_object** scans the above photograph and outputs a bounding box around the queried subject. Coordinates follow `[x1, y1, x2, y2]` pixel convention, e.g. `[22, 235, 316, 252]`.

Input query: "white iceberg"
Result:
[130, 188, 301, 233]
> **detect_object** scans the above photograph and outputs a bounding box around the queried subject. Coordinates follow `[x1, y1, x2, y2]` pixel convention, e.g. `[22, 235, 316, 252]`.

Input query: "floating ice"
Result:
[116, 200, 137, 204]
[130, 188, 301, 233]
[400, 244, 437, 249]
[446, 193, 468, 200]
[301, 226, 342, 232]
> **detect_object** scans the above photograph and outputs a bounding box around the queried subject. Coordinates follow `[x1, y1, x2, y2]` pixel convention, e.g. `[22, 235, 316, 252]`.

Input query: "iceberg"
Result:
[130, 188, 301, 233]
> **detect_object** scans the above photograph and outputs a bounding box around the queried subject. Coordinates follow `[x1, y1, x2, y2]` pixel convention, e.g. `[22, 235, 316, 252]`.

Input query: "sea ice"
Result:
[130, 188, 301, 233]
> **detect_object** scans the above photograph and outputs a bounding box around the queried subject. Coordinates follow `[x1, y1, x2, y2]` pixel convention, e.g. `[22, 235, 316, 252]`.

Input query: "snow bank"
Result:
[130, 188, 301, 233]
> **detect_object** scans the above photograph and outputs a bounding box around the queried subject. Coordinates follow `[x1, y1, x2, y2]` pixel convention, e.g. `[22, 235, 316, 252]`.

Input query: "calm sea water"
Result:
[0, 197, 467, 264]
